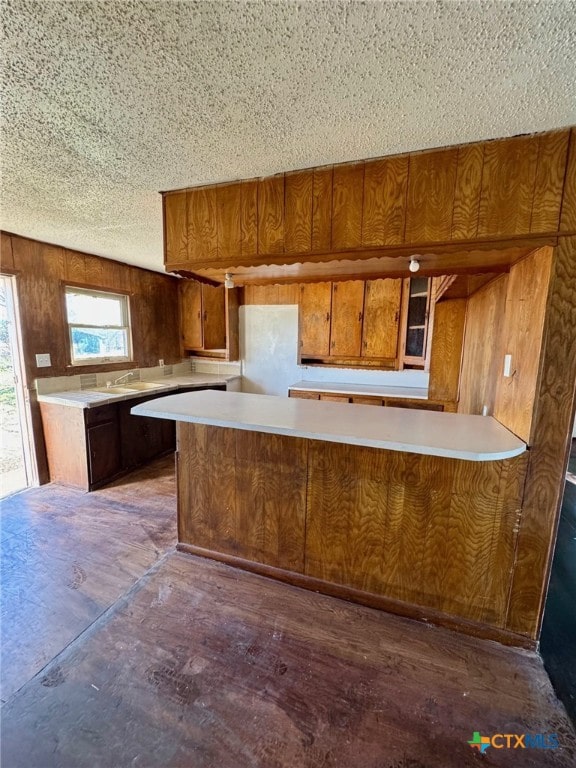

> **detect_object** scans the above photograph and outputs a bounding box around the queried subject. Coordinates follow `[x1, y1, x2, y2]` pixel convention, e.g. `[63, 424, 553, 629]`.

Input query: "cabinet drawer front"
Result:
[85, 403, 119, 426]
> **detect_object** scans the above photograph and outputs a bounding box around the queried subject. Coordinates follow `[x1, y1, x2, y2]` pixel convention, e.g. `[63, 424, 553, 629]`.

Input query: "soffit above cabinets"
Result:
[172, 243, 541, 287]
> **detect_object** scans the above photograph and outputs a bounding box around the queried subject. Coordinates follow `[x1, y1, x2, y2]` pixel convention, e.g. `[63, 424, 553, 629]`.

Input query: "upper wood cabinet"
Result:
[299, 278, 403, 369]
[398, 277, 433, 369]
[362, 279, 402, 359]
[257, 175, 285, 255]
[163, 128, 573, 273]
[299, 283, 332, 357]
[330, 281, 364, 357]
[180, 282, 238, 358]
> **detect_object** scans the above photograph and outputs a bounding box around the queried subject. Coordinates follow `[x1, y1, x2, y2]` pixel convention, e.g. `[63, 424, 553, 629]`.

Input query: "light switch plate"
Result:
[503, 354, 512, 377]
[35, 353, 51, 368]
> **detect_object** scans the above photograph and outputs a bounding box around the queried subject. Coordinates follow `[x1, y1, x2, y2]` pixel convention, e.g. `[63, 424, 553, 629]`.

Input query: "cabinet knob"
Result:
[326, 312, 330, 322]
[358, 312, 362, 322]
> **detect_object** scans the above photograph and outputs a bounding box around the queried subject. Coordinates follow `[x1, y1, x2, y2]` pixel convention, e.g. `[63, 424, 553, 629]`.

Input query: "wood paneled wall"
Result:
[1, 232, 181, 484]
[2, 232, 181, 381]
[458, 276, 508, 416]
[178, 422, 530, 643]
[458, 248, 553, 444]
[164, 127, 574, 273]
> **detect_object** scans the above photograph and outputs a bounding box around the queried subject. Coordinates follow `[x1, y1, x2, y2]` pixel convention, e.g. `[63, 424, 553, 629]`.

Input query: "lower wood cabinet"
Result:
[40, 385, 226, 491]
[87, 419, 122, 487]
[288, 389, 449, 411]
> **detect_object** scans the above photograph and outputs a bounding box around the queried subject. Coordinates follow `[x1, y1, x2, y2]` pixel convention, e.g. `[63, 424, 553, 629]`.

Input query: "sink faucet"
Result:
[110, 371, 135, 387]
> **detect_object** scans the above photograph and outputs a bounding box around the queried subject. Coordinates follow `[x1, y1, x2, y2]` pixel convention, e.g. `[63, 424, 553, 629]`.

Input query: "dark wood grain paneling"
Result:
[1, 231, 15, 270]
[494, 247, 553, 443]
[304, 441, 528, 626]
[560, 127, 576, 232]
[362, 156, 408, 246]
[507, 236, 576, 638]
[64, 249, 86, 282]
[311, 166, 333, 252]
[530, 129, 570, 233]
[284, 170, 313, 254]
[242, 284, 300, 305]
[428, 298, 466, 403]
[164, 191, 187, 265]
[257, 175, 285, 255]
[405, 147, 459, 243]
[13, 237, 68, 376]
[299, 282, 332, 357]
[187, 186, 218, 262]
[234, 430, 307, 571]
[216, 183, 241, 260]
[458, 275, 508, 416]
[451, 143, 484, 240]
[330, 281, 364, 357]
[240, 180, 258, 258]
[331, 163, 364, 250]
[478, 135, 540, 237]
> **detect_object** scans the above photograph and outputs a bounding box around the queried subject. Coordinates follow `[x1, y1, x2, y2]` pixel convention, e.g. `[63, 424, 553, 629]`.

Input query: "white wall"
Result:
[240, 305, 428, 396]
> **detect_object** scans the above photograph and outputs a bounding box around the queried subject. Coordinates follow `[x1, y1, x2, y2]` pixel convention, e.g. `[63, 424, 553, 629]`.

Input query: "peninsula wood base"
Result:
[176, 422, 531, 645]
[176, 542, 537, 649]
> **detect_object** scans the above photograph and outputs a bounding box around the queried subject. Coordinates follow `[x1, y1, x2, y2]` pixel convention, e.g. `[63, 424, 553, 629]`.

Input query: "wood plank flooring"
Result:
[1, 455, 176, 701]
[2, 454, 575, 767]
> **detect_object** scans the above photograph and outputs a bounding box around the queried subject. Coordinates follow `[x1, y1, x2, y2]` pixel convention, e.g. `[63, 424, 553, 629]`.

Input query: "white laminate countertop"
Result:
[288, 381, 429, 399]
[36, 374, 239, 408]
[131, 390, 526, 462]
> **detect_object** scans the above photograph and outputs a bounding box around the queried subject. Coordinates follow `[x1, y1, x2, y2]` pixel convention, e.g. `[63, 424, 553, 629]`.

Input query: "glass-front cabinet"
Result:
[400, 277, 432, 369]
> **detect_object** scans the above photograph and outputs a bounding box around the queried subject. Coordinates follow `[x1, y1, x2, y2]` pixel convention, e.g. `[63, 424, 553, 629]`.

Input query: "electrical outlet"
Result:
[158, 359, 164, 367]
[35, 353, 51, 368]
[503, 354, 512, 377]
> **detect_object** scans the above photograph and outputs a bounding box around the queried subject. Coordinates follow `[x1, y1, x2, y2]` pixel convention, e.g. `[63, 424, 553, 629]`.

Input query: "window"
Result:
[65, 287, 132, 365]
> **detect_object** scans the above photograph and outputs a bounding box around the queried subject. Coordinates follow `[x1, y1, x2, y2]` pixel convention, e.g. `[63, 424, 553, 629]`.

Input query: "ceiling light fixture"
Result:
[409, 256, 420, 273]
[224, 272, 235, 289]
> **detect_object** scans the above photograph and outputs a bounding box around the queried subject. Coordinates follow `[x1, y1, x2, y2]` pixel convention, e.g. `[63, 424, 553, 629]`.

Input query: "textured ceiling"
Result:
[2, 1, 576, 272]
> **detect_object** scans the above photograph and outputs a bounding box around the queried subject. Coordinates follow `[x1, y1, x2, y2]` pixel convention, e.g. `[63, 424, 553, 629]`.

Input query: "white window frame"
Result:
[65, 286, 133, 366]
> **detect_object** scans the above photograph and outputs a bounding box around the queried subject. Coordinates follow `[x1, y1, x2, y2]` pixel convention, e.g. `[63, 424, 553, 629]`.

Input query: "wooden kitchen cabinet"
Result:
[85, 404, 122, 486]
[299, 278, 403, 369]
[299, 283, 332, 357]
[40, 385, 227, 491]
[330, 281, 364, 357]
[362, 279, 402, 360]
[180, 280, 238, 359]
[399, 277, 433, 369]
[163, 129, 570, 278]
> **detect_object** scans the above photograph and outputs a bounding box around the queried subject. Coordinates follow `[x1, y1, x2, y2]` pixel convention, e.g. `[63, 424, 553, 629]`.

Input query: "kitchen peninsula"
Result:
[133, 390, 530, 646]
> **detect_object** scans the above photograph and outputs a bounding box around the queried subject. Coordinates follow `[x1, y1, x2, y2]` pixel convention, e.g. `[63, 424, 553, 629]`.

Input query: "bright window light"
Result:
[65, 287, 132, 365]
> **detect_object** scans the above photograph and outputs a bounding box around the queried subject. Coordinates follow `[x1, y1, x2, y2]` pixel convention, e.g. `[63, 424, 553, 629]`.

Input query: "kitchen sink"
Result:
[88, 382, 171, 395]
[121, 382, 170, 391]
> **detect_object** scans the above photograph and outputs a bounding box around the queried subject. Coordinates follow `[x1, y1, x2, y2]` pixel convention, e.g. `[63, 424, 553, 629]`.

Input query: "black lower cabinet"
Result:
[85, 385, 225, 490]
[87, 420, 122, 487]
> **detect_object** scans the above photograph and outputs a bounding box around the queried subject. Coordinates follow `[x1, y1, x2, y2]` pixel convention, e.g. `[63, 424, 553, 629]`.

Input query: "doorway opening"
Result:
[0, 274, 36, 497]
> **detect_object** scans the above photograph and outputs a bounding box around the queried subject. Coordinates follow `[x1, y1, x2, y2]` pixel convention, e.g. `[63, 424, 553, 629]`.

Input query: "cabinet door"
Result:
[180, 281, 203, 349]
[202, 284, 226, 349]
[362, 279, 402, 359]
[87, 420, 122, 487]
[399, 277, 432, 368]
[120, 399, 164, 469]
[299, 283, 332, 357]
[164, 192, 187, 266]
[330, 281, 364, 357]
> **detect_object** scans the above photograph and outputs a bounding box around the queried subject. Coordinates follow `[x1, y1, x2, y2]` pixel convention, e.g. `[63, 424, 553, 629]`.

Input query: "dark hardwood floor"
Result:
[2, 454, 576, 767]
[1, 454, 177, 701]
